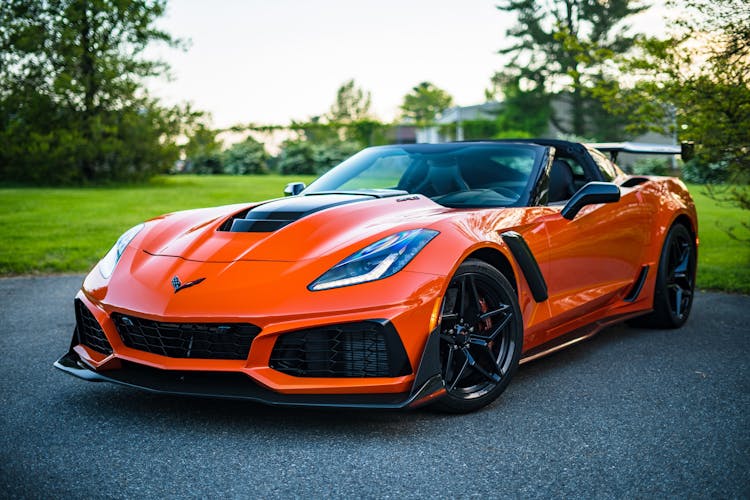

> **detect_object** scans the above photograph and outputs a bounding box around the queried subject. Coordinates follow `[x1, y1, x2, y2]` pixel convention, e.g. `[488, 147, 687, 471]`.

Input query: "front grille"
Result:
[270, 321, 411, 378]
[112, 314, 260, 360]
[75, 299, 113, 355]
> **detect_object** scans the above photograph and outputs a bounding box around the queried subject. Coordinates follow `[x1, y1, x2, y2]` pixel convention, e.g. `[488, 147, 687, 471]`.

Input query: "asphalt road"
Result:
[1, 275, 748, 499]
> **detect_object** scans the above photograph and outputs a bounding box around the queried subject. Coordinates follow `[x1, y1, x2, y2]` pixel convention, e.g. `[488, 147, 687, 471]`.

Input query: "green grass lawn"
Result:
[688, 184, 749, 294]
[0, 175, 315, 276]
[0, 176, 747, 293]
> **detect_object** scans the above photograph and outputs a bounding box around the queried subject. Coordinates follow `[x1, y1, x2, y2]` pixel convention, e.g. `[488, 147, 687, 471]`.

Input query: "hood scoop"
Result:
[222, 194, 374, 233]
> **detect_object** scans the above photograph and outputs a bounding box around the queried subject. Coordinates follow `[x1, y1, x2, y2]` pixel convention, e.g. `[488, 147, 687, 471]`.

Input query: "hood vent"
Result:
[220, 194, 374, 233]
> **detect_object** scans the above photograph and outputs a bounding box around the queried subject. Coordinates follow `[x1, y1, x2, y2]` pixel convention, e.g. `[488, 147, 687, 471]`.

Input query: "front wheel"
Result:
[432, 259, 523, 413]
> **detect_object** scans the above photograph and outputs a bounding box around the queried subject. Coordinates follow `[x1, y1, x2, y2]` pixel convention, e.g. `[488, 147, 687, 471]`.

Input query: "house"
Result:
[416, 102, 502, 143]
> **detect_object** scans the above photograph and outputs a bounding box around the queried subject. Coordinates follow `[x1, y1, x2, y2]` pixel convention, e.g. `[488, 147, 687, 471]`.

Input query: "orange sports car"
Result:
[55, 139, 698, 413]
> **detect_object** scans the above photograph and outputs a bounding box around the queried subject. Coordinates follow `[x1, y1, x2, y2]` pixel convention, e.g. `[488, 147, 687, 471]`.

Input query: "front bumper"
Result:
[54, 327, 446, 409]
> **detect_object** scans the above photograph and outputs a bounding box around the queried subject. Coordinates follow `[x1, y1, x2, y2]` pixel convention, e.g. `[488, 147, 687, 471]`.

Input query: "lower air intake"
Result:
[75, 299, 113, 355]
[112, 314, 260, 360]
[269, 321, 411, 378]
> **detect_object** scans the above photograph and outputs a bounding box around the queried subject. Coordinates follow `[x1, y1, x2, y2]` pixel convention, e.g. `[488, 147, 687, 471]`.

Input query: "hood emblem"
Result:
[171, 275, 206, 293]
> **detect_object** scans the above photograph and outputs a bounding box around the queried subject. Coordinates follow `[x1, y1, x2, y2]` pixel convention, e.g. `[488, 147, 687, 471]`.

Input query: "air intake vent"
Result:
[219, 194, 369, 233]
[270, 321, 411, 378]
[75, 299, 113, 355]
[112, 314, 260, 360]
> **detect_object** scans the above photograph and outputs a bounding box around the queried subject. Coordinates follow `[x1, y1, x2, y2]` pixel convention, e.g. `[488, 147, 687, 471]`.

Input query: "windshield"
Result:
[304, 143, 544, 208]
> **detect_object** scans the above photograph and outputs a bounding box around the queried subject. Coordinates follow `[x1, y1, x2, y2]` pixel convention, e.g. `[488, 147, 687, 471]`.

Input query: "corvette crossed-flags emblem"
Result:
[171, 275, 206, 293]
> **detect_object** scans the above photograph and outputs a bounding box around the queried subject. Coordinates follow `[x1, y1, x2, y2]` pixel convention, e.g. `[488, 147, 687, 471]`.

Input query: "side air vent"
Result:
[270, 321, 412, 378]
[75, 299, 113, 355]
[624, 265, 649, 302]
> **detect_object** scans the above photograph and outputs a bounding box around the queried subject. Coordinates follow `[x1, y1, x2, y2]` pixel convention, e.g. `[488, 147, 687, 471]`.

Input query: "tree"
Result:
[400, 82, 453, 127]
[182, 120, 223, 174]
[489, 75, 551, 137]
[277, 139, 316, 175]
[328, 79, 372, 123]
[0, 0, 186, 184]
[594, 0, 749, 231]
[222, 136, 269, 175]
[493, 0, 647, 139]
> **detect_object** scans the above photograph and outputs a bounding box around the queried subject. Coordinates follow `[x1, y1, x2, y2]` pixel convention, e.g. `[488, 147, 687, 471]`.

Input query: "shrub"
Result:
[222, 137, 269, 175]
[630, 158, 673, 176]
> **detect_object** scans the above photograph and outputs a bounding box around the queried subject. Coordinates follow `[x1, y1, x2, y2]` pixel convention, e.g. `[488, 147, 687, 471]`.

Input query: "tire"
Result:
[629, 223, 696, 329]
[432, 259, 523, 413]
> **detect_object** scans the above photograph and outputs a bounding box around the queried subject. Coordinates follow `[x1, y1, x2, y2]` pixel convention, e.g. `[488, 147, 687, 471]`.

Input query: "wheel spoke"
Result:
[473, 312, 512, 341]
[464, 348, 501, 383]
[459, 276, 468, 320]
[469, 275, 482, 314]
[482, 342, 507, 379]
[444, 347, 455, 383]
[675, 287, 684, 317]
[674, 243, 690, 274]
[479, 304, 509, 320]
[449, 355, 470, 391]
[469, 337, 488, 347]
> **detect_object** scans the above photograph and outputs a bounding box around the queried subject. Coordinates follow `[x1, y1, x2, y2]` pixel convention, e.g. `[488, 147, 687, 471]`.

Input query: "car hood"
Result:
[137, 193, 450, 263]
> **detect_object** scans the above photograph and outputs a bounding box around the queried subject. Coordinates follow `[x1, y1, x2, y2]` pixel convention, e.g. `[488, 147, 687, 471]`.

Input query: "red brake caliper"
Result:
[478, 298, 492, 331]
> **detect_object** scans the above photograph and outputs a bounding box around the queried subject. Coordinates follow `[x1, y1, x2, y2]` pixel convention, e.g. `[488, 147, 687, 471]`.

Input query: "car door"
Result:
[541, 149, 653, 321]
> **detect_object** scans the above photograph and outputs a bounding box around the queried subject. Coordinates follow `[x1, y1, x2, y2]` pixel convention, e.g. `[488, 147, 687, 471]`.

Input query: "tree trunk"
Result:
[79, 0, 96, 181]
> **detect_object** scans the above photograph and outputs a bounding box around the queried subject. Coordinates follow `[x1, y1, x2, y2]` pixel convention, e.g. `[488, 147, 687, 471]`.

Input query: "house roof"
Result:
[436, 102, 502, 124]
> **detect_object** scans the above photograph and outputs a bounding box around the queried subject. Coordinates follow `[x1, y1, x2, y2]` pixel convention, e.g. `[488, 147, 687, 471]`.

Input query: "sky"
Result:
[146, 0, 668, 129]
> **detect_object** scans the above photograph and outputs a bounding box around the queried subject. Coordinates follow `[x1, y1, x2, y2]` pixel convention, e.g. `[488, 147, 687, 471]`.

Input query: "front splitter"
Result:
[54, 349, 445, 410]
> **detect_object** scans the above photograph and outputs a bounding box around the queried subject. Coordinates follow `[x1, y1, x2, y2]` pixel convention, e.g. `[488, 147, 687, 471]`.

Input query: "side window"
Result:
[589, 149, 617, 181]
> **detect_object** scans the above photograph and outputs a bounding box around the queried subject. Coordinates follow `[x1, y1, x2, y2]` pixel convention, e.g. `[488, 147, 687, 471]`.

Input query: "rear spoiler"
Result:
[588, 141, 694, 162]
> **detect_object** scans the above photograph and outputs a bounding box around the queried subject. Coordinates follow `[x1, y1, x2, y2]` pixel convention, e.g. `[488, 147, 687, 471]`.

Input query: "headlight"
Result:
[98, 223, 144, 279]
[309, 229, 439, 291]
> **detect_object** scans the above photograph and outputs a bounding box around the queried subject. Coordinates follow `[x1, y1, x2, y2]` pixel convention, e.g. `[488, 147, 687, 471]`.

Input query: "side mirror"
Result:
[284, 182, 306, 196]
[561, 182, 620, 220]
[680, 141, 695, 162]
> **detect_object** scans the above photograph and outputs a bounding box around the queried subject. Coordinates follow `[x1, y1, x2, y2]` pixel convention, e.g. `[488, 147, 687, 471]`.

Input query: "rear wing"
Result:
[588, 141, 694, 162]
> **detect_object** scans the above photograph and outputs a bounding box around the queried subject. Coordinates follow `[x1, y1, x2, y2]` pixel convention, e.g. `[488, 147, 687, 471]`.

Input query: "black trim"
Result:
[488, 138, 605, 183]
[624, 265, 649, 302]
[221, 194, 374, 233]
[411, 326, 442, 389]
[620, 177, 649, 188]
[501, 231, 548, 302]
[75, 299, 113, 355]
[560, 182, 621, 220]
[53, 350, 443, 410]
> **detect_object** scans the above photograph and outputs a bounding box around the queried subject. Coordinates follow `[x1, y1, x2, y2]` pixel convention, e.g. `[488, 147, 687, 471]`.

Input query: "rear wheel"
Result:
[630, 223, 696, 329]
[432, 260, 523, 413]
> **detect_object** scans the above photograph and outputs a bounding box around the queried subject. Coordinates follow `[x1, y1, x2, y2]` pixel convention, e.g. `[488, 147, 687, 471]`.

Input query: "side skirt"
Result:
[519, 311, 647, 365]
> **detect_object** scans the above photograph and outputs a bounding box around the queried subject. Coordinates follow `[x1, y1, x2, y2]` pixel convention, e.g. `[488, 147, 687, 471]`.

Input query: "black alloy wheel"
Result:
[433, 259, 522, 413]
[630, 223, 696, 329]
